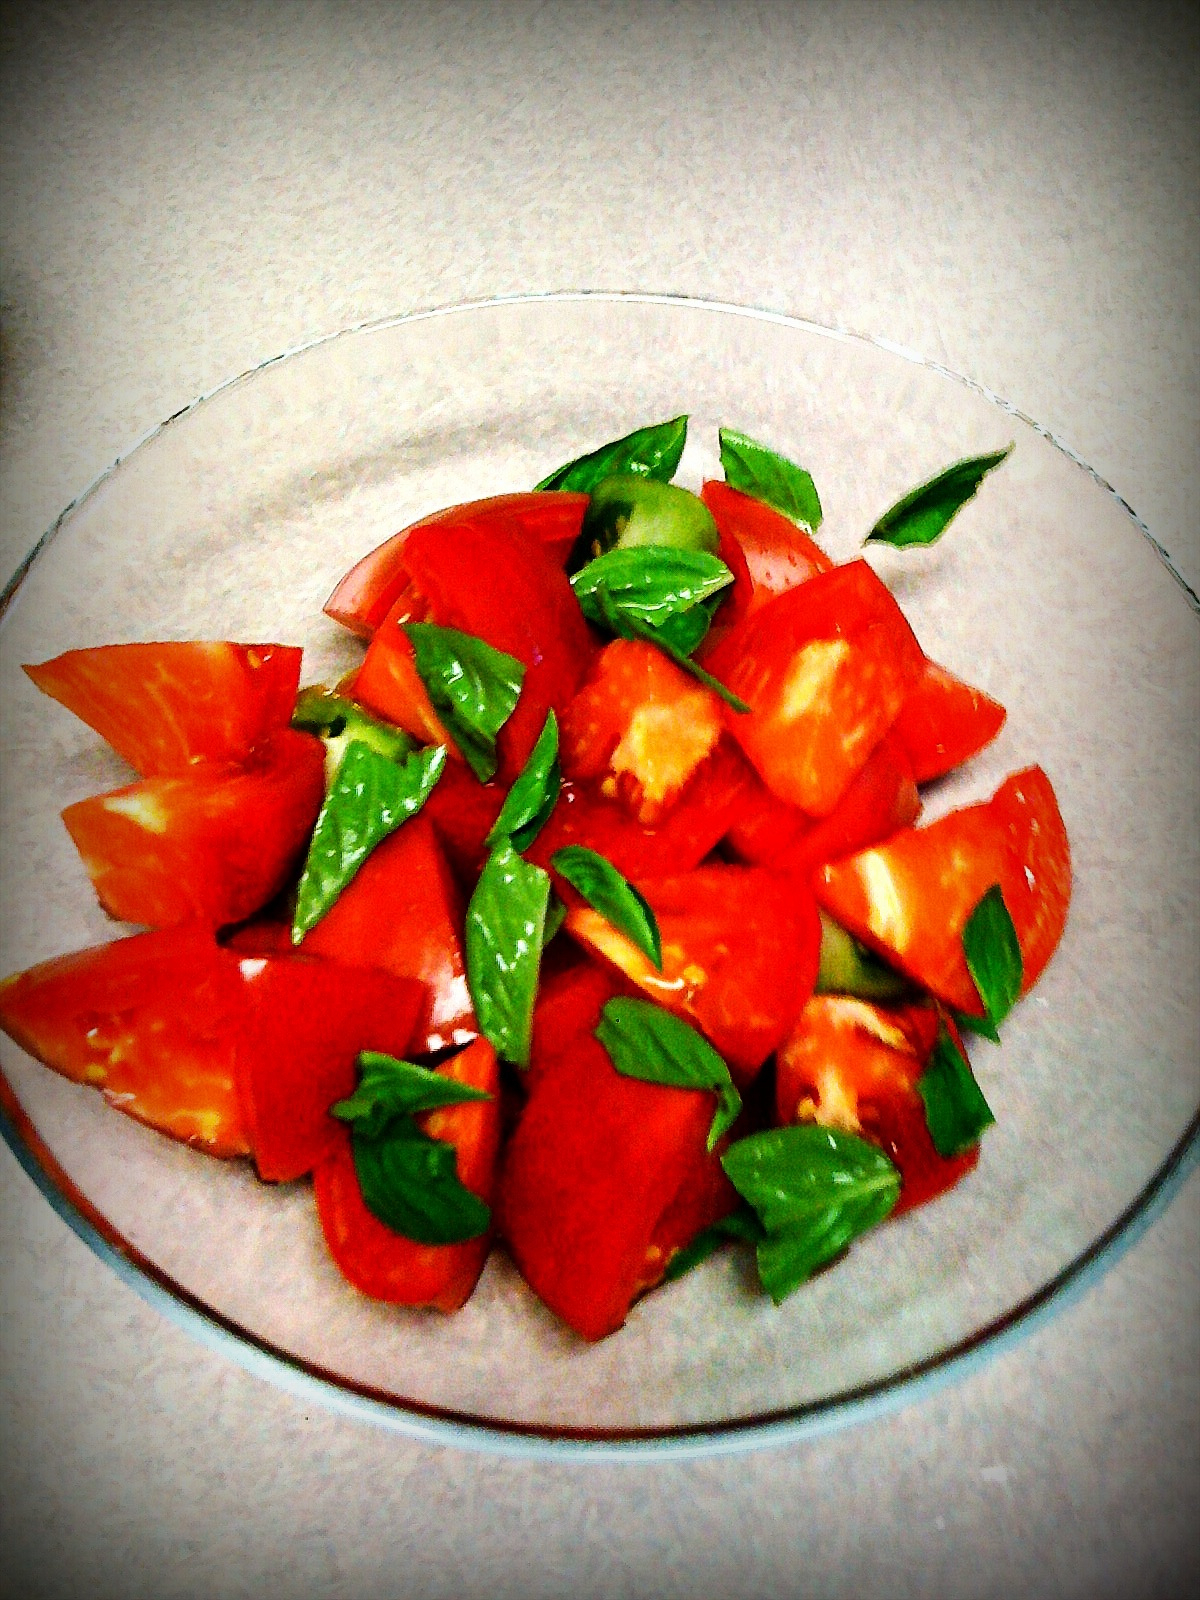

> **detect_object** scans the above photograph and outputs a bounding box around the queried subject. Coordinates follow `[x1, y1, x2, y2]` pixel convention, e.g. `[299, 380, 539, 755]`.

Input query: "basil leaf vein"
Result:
[464, 841, 551, 1066]
[535, 415, 688, 493]
[292, 740, 446, 939]
[917, 1022, 996, 1158]
[550, 845, 662, 969]
[331, 1050, 491, 1141]
[865, 445, 1013, 548]
[721, 1124, 900, 1303]
[405, 621, 525, 783]
[962, 883, 1023, 1037]
[595, 996, 741, 1151]
[718, 426, 824, 531]
[486, 711, 560, 852]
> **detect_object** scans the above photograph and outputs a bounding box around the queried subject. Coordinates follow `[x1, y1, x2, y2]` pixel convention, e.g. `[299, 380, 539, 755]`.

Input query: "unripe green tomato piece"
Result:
[571, 474, 719, 569]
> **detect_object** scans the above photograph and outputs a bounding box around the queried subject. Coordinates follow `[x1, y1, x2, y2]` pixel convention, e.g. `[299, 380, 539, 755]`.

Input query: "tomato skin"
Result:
[299, 815, 477, 1054]
[703, 560, 926, 817]
[353, 516, 594, 779]
[60, 728, 326, 930]
[24, 642, 302, 776]
[725, 731, 920, 874]
[350, 620, 455, 750]
[324, 493, 591, 638]
[0, 924, 251, 1156]
[815, 764, 1071, 1014]
[634, 1138, 742, 1293]
[699, 481, 832, 620]
[234, 954, 424, 1183]
[497, 1032, 717, 1341]
[560, 639, 724, 825]
[891, 658, 1006, 784]
[565, 864, 821, 1084]
[529, 736, 756, 883]
[526, 958, 624, 1091]
[314, 1037, 500, 1310]
[775, 995, 977, 1215]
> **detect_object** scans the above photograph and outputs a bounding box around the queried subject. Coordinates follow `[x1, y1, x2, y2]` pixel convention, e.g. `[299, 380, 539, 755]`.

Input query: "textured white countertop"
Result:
[1, 4, 1197, 1597]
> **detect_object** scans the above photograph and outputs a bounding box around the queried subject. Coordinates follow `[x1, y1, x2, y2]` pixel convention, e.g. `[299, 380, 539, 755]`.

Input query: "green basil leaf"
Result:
[721, 1124, 900, 1303]
[486, 711, 560, 852]
[464, 841, 551, 1066]
[331, 1051, 491, 1141]
[647, 599, 717, 659]
[535, 415, 688, 493]
[815, 909, 914, 1001]
[661, 1204, 765, 1282]
[963, 884, 1023, 1035]
[550, 845, 662, 970]
[404, 622, 525, 783]
[917, 1022, 996, 1157]
[595, 996, 741, 1151]
[571, 545, 733, 631]
[718, 426, 824, 531]
[351, 1119, 491, 1244]
[865, 445, 1013, 548]
[292, 741, 446, 939]
[543, 891, 567, 946]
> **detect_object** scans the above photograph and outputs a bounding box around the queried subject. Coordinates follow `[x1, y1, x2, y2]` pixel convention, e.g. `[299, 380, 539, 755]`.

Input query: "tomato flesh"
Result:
[61, 728, 326, 929]
[24, 641, 302, 776]
[324, 493, 591, 637]
[565, 863, 821, 1083]
[704, 560, 926, 816]
[314, 1037, 500, 1310]
[497, 1032, 717, 1341]
[560, 639, 724, 825]
[234, 955, 424, 1182]
[775, 995, 977, 1214]
[891, 658, 1006, 784]
[699, 480, 832, 619]
[298, 814, 477, 1054]
[0, 924, 251, 1156]
[815, 764, 1071, 1014]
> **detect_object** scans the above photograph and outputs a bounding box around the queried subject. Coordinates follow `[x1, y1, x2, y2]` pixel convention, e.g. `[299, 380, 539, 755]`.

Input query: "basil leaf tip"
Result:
[465, 841, 551, 1066]
[486, 710, 561, 852]
[405, 621, 525, 783]
[718, 426, 824, 532]
[535, 415, 688, 494]
[291, 740, 446, 939]
[917, 1023, 996, 1158]
[962, 883, 1023, 1034]
[595, 996, 741, 1151]
[865, 443, 1013, 549]
[550, 845, 662, 970]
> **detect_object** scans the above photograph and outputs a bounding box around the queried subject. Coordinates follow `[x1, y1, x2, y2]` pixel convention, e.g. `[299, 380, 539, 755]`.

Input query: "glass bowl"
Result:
[1, 293, 1196, 1458]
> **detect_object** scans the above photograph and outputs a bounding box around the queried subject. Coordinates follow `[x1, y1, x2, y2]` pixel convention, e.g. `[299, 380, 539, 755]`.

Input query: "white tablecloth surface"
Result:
[2, 4, 1196, 1597]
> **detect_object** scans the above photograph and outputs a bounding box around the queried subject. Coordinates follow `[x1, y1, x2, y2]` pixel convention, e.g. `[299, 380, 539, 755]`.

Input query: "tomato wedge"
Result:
[703, 560, 926, 816]
[891, 658, 1006, 784]
[565, 864, 821, 1083]
[0, 924, 251, 1156]
[560, 639, 724, 825]
[699, 480, 832, 618]
[298, 815, 477, 1055]
[725, 730, 920, 875]
[775, 995, 977, 1214]
[815, 765, 1071, 1014]
[324, 492, 591, 637]
[60, 728, 325, 929]
[314, 1037, 500, 1310]
[497, 1031, 717, 1341]
[353, 515, 594, 778]
[234, 955, 424, 1183]
[24, 641, 303, 776]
